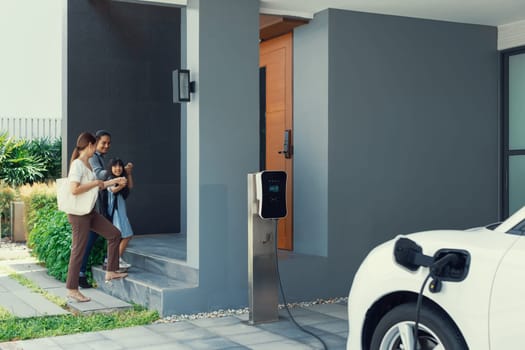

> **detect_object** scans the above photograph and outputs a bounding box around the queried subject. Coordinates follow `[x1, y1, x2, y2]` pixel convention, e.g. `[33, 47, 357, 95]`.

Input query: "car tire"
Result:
[370, 303, 467, 350]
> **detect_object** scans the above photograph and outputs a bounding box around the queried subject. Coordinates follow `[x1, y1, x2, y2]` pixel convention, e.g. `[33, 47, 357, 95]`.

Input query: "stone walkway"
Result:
[0, 241, 349, 349]
[0, 303, 349, 349]
[0, 243, 130, 317]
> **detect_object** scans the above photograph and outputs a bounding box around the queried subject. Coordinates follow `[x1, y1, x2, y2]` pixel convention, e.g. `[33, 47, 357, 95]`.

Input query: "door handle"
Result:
[278, 129, 293, 159]
[261, 232, 272, 244]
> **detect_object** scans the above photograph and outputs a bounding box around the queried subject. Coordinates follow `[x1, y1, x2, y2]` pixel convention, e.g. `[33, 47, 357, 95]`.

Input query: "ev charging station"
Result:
[247, 171, 287, 324]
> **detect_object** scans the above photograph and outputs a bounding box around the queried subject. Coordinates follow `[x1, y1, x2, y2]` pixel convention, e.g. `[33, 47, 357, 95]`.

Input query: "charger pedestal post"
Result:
[247, 173, 279, 324]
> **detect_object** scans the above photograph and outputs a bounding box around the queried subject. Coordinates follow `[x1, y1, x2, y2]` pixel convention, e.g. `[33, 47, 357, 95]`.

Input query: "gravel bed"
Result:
[155, 296, 348, 323]
[0, 238, 31, 260]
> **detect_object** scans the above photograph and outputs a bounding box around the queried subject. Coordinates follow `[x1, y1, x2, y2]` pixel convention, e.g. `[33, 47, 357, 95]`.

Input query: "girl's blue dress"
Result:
[107, 190, 133, 238]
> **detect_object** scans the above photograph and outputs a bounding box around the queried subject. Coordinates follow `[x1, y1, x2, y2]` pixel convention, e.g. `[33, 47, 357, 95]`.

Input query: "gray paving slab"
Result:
[308, 319, 348, 334]
[281, 309, 342, 326]
[0, 337, 62, 350]
[84, 339, 126, 350]
[2, 261, 46, 275]
[143, 321, 196, 333]
[181, 336, 245, 349]
[60, 288, 131, 314]
[23, 270, 65, 289]
[0, 283, 68, 317]
[148, 343, 194, 350]
[248, 339, 319, 350]
[204, 323, 261, 337]
[14, 290, 69, 316]
[215, 328, 289, 346]
[0, 292, 41, 317]
[0, 275, 28, 292]
[164, 325, 218, 341]
[300, 303, 349, 320]
[194, 316, 290, 345]
[100, 325, 174, 348]
[51, 332, 107, 346]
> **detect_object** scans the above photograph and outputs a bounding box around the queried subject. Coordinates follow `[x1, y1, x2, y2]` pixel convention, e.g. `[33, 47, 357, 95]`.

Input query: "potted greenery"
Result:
[0, 133, 60, 241]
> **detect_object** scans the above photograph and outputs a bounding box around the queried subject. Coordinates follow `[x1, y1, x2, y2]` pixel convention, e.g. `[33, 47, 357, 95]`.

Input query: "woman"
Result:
[78, 129, 112, 289]
[66, 132, 128, 302]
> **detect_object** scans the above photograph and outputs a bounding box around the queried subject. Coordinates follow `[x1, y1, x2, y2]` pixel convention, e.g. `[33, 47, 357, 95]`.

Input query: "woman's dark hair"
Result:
[107, 158, 130, 199]
[70, 132, 96, 165]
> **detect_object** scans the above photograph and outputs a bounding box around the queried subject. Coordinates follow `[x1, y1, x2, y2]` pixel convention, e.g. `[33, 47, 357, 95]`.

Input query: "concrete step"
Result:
[92, 265, 198, 316]
[122, 247, 198, 285]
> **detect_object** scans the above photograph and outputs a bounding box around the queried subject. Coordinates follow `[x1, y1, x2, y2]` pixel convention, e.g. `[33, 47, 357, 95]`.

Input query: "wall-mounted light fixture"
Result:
[173, 69, 196, 103]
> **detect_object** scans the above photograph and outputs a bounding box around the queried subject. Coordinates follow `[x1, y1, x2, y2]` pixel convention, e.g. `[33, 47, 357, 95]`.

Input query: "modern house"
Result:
[28, 0, 525, 315]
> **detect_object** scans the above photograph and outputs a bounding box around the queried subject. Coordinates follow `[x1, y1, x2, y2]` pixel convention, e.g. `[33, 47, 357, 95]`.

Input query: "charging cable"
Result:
[413, 253, 457, 350]
[272, 219, 328, 350]
[413, 273, 431, 350]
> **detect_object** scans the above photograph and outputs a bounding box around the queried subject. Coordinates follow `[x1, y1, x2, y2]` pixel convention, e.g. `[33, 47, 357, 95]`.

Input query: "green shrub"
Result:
[0, 133, 46, 187]
[26, 137, 62, 181]
[25, 184, 105, 282]
[0, 183, 15, 237]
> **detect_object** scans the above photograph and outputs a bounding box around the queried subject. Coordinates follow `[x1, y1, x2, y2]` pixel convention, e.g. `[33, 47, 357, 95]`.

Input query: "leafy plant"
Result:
[0, 133, 46, 187]
[0, 183, 15, 237]
[26, 137, 62, 181]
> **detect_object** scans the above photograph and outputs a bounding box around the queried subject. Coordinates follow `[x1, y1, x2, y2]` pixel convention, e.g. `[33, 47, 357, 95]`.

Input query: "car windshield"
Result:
[507, 218, 525, 235]
[486, 222, 501, 231]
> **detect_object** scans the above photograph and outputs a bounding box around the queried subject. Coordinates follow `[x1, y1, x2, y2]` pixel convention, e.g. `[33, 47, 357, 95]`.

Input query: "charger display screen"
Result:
[269, 185, 279, 193]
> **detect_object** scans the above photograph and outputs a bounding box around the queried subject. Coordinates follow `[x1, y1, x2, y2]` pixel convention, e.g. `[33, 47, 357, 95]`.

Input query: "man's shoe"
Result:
[79, 276, 92, 289]
[119, 258, 131, 269]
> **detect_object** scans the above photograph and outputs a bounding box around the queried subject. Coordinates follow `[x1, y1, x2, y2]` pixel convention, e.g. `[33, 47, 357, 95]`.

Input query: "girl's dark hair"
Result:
[70, 132, 96, 165]
[107, 157, 130, 199]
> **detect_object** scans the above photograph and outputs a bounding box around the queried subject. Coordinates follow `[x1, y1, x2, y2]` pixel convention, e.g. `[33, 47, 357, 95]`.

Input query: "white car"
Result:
[347, 206, 525, 350]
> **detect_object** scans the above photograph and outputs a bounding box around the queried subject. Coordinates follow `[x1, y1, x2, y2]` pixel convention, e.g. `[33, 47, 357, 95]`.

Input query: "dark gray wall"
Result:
[289, 9, 499, 300]
[67, 0, 181, 234]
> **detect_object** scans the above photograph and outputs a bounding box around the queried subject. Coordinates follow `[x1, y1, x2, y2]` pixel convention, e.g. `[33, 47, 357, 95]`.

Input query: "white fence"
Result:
[0, 117, 61, 140]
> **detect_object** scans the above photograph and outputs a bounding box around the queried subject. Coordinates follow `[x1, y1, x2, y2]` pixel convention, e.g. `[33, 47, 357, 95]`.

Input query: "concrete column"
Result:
[185, 0, 259, 309]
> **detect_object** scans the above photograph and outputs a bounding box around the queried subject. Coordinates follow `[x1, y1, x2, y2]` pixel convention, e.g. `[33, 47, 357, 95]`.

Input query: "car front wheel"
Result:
[370, 303, 467, 350]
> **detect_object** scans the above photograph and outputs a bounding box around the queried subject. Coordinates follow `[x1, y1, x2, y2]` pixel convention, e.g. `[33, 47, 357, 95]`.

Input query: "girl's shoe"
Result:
[119, 258, 131, 269]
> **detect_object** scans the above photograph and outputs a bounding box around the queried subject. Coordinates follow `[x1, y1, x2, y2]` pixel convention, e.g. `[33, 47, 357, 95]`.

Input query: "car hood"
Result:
[391, 226, 518, 258]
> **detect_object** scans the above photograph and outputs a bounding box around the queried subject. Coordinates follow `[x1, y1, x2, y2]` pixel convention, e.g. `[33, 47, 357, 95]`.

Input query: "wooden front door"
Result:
[260, 33, 293, 250]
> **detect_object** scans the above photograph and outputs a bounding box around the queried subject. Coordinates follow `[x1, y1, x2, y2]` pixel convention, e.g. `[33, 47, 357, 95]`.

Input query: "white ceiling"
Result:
[141, 0, 525, 27]
[259, 0, 525, 27]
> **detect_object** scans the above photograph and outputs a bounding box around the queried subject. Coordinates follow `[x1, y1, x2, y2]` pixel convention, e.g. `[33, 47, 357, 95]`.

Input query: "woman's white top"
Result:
[68, 159, 96, 184]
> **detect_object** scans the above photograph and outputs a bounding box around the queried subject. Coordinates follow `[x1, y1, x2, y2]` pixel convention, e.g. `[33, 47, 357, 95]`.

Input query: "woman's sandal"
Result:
[67, 290, 91, 302]
[105, 271, 128, 283]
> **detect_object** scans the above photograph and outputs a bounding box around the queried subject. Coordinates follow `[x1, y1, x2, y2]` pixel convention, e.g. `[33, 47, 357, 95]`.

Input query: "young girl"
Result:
[106, 158, 134, 270]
